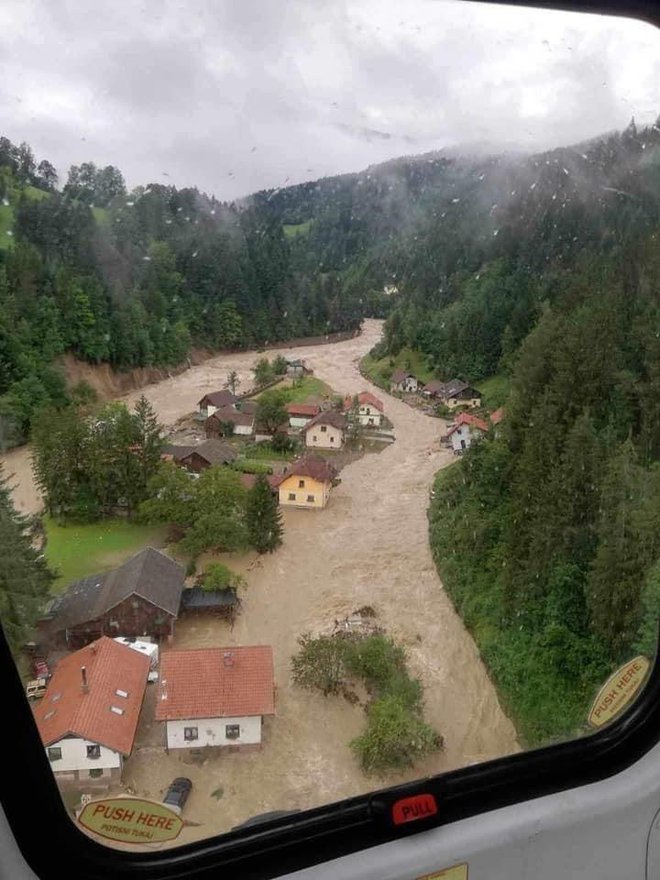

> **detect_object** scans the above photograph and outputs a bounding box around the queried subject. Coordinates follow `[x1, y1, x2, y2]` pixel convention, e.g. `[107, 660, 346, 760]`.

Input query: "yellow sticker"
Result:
[78, 797, 184, 844]
[417, 864, 468, 880]
[588, 655, 650, 728]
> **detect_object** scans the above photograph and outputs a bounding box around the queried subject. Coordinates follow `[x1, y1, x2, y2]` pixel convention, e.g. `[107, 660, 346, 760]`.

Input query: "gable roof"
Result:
[180, 439, 237, 466]
[162, 444, 195, 461]
[33, 637, 149, 754]
[237, 399, 258, 415]
[422, 380, 445, 394]
[391, 369, 415, 384]
[490, 407, 505, 425]
[280, 455, 337, 484]
[301, 411, 347, 433]
[199, 390, 236, 409]
[286, 403, 320, 418]
[446, 412, 489, 436]
[155, 646, 275, 720]
[208, 407, 255, 428]
[45, 548, 185, 631]
[440, 379, 481, 399]
[343, 391, 384, 413]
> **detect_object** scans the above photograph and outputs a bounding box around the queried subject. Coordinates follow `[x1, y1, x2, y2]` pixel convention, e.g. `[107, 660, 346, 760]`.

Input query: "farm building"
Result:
[198, 390, 236, 420]
[205, 407, 255, 438]
[39, 548, 185, 649]
[286, 402, 320, 429]
[156, 646, 275, 752]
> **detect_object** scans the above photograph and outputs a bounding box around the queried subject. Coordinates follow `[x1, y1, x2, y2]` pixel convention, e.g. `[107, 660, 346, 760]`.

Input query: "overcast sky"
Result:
[1, 0, 659, 201]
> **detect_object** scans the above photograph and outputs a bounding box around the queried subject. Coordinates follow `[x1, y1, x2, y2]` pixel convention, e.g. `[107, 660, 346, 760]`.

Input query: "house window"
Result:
[330, 436, 334, 443]
[86, 744, 101, 760]
[312, 435, 317, 442]
[307, 495, 315, 503]
[47, 747, 62, 762]
[89, 768, 103, 779]
[298, 479, 305, 488]
[288, 493, 296, 501]
[225, 724, 240, 740]
[184, 727, 198, 741]
[320, 425, 327, 432]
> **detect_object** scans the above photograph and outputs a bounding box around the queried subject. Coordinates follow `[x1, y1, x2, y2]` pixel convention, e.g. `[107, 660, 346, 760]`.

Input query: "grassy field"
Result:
[478, 374, 511, 410]
[283, 219, 313, 239]
[44, 517, 168, 591]
[361, 348, 433, 390]
[255, 375, 333, 403]
[24, 185, 51, 202]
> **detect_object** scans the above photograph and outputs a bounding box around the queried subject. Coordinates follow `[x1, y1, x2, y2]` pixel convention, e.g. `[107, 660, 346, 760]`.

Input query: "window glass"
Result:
[0, 0, 658, 855]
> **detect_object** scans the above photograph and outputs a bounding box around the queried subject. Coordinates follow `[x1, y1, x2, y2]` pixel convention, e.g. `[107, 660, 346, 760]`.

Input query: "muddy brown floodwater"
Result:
[4, 319, 519, 845]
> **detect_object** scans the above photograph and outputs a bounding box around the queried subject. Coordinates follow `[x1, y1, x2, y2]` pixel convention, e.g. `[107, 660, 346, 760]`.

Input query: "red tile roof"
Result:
[285, 403, 320, 417]
[490, 407, 505, 425]
[343, 392, 384, 412]
[446, 412, 489, 436]
[33, 637, 149, 755]
[281, 455, 337, 484]
[156, 646, 275, 720]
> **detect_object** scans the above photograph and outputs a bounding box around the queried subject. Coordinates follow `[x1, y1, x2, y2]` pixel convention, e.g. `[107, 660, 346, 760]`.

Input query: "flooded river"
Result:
[5, 319, 519, 836]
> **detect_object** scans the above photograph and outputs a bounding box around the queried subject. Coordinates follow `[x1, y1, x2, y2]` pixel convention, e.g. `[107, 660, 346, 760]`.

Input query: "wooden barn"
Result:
[39, 548, 185, 650]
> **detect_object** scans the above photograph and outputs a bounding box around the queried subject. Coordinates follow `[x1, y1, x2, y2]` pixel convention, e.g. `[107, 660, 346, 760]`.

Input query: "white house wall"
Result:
[289, 416, 311, 429]
[234, 424, 253, 436]
[357, 407, 382, 427]
[166, 715, 262, 749]
[46, 736, 121, 773]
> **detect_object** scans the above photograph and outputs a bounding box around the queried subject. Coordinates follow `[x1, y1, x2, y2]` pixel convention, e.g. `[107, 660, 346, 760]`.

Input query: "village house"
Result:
[276, 455, 337, 509]
[156, 646, 275, 752]
[343, 391, 385, 427]
[33, 637, 149, 788]
[436, 379, 482, 409]
[178, 439, 237, 472]
[205, 407, 255, 438]
[446, 412, 490, 453]
[286, 402, 320, 429]
[421, 379, 445, 399]
[198, 390, 236, 420]
[302, 411, 347, 449]
[39, 548, 185, 649]
[390, 369, 419, 394]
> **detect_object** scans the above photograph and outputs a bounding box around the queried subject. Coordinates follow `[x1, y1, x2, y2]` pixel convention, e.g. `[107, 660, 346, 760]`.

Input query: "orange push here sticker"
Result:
[391, 793, 438, 825]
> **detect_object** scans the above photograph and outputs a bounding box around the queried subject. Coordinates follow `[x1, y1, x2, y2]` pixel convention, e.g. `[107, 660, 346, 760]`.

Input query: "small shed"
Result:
[180, 587, 240, 623]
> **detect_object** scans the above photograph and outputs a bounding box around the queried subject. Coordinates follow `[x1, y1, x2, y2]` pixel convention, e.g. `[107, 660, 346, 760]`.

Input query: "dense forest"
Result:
[0, 136, 384, 447]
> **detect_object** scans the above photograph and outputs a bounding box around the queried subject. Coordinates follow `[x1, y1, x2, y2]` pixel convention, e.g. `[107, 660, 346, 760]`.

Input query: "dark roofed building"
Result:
[205, 407, 255, 438]
[162, 444, 195, 462]
[437, 380, 482, 409]
[390, 370, 419, 393]
[39, 548, 185, 650]
[180, 587, 240, 622]
[198, 390, 236, 418]
[179, 439, 237, 472]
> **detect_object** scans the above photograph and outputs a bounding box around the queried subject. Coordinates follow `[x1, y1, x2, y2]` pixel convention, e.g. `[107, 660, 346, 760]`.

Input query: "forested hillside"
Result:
[263, 114, 660, 743]
[0, 137, 373, 446]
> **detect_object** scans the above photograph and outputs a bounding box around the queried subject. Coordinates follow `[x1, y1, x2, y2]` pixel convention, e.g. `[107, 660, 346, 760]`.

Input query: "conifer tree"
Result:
[0, 467, 54, 654]
[246, 473, 283, 553]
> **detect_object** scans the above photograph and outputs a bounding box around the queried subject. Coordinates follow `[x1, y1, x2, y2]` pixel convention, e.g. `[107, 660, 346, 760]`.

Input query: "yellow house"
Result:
[302, 411, 348, 449]
[277, 456, 338, 509]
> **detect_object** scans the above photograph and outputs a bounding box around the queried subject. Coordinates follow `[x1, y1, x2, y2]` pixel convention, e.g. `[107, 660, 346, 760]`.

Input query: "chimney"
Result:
[81, 666, 89, 693]
[223, 651, 234, 668]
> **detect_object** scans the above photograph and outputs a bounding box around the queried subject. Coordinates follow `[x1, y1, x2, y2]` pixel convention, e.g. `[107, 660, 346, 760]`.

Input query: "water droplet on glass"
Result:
[6, 230, 13, 237]
[2, 198, 9, 206]
[126, 201, 134, 207]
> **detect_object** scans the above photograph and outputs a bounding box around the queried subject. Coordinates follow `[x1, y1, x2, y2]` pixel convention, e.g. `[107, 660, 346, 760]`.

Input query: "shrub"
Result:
[201, 562, 246, 592]
[351, 694, 442, 775]
[291, 633, 350, 695]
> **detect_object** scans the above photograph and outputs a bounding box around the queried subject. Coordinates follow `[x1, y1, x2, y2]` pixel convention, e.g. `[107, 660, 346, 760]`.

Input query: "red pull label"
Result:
[392, 793, 438, 825]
